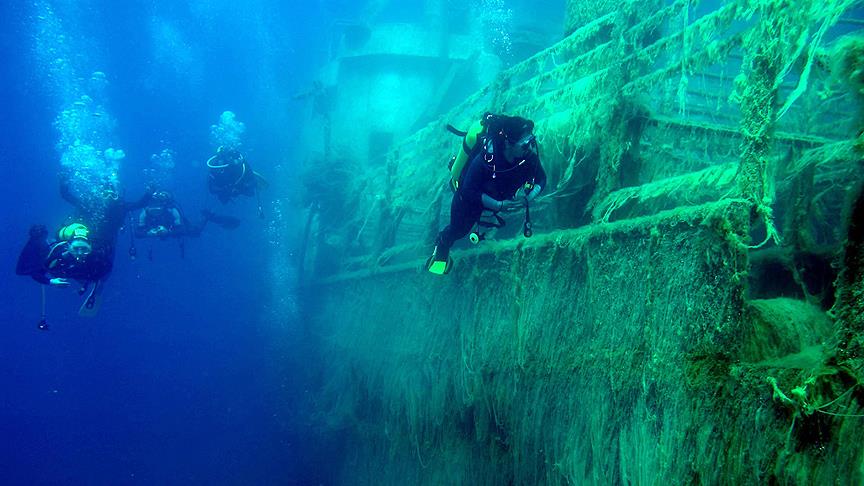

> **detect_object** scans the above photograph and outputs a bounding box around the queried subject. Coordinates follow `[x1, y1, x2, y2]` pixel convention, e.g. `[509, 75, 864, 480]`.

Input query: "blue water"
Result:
[0, 1, 336, 483]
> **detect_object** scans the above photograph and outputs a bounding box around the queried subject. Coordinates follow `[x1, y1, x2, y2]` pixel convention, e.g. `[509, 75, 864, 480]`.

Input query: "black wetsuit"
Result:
[208, 159, 257, 203]
[16, 227, 52, 284]
[61, 182, 152, 236]
[436, 149, 546, 252]
[56, 183, 153, 279]
[135, 203, 207, 239]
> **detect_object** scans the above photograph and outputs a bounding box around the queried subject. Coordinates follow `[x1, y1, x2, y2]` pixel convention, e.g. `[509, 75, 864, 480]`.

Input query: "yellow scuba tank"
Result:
[448, 113, 497, 192]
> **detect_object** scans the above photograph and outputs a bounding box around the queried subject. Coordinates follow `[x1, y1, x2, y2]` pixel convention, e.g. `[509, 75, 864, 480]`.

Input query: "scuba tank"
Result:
[447, 113, 498, 191]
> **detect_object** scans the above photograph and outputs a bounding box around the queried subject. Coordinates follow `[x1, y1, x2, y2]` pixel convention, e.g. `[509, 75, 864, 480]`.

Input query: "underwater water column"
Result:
[209, 111, 246, 151]
[265, 197, 299, 325]
[54, 77, 127, 226]
[144, 148, 176, 191]
[32, 1, 126, 224]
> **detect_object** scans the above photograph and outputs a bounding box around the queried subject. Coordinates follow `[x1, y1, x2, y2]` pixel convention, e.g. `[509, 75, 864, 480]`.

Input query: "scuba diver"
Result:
[426, 113, 546, 275]
[15, 224, 90, 286]
[19, 177, 157, 316]
[206, 146, 268, 216]
[131, 190, 240, 259]
[135, 190, 184, 238]
[133, 190, 237, 239]
[16, 222, 114, 320]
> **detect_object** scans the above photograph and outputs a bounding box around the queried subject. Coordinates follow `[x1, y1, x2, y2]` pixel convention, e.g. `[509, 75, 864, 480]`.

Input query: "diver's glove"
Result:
[49, 278, 70, 287]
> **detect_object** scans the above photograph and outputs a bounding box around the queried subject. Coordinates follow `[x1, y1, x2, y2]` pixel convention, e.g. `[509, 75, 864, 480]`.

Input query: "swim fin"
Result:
[78, 280, 104, 317]
[425, 245, 453, 275]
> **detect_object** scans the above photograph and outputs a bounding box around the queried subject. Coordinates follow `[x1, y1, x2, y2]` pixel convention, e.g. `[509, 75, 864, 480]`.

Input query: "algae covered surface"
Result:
[294, 0, 864, 483]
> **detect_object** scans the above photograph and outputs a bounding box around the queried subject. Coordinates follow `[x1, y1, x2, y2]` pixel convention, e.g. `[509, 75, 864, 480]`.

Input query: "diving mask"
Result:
[69, 238, 92, 259]
[515, 133, 537, 154]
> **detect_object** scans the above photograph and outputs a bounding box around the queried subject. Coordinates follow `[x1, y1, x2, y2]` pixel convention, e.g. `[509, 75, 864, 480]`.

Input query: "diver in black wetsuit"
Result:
[206, 146, 267, 204]
[15, 179, 155, 319]
[16, 222, 111, 288]
[134, 190, 240, 242]
[56, 179, 153, 279]
[427, 115, 546, 274]
[136, 190, 205, 239]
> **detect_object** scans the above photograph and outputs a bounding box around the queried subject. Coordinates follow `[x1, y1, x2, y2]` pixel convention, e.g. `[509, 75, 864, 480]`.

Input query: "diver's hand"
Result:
[501, 198, 527, 212]
[49, 278, 70, 288]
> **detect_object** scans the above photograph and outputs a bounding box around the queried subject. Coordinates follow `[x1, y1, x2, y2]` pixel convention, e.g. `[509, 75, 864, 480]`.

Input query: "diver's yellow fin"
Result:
[428, 261, 448, 275]
[426, 255, 453, 275]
